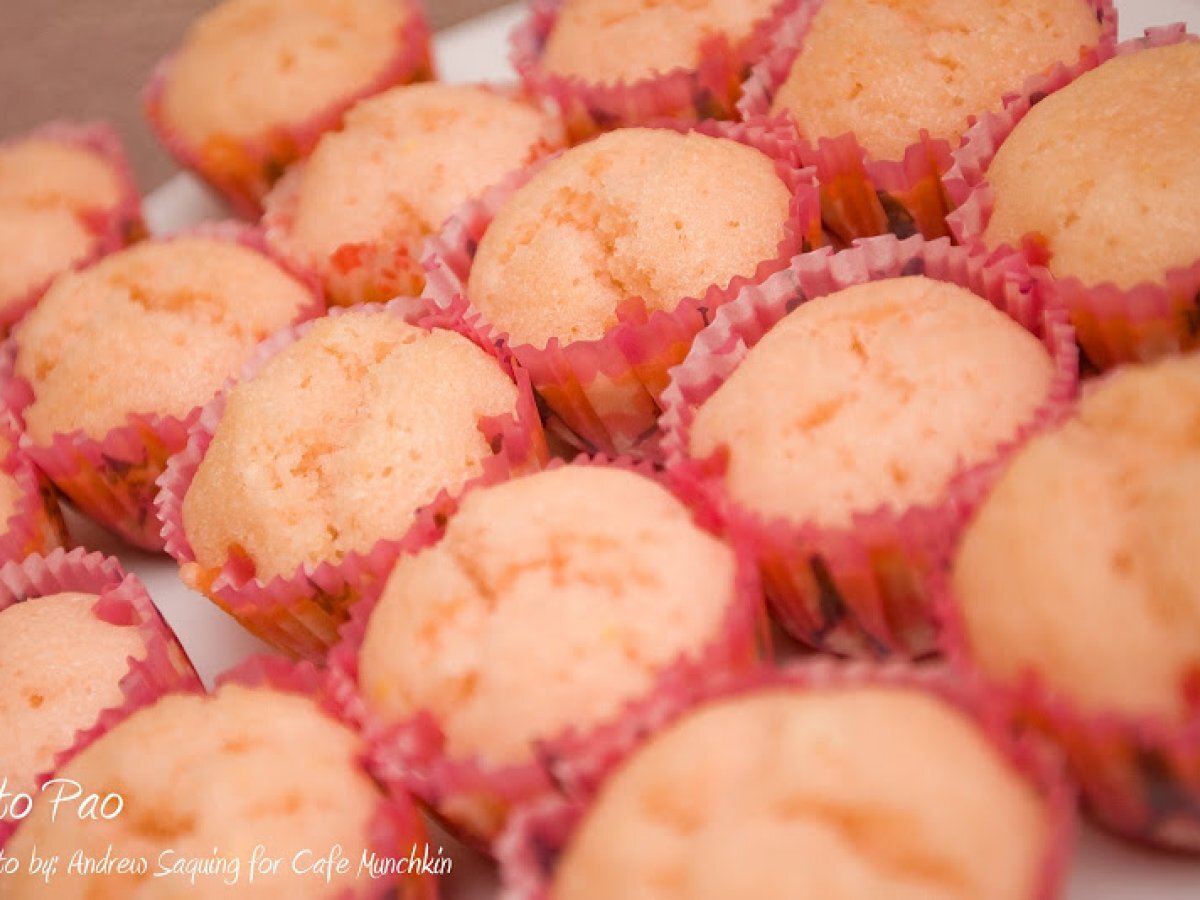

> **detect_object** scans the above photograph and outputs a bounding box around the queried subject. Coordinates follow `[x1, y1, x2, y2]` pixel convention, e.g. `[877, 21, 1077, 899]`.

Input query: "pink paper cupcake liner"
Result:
[2, 222, 324, 552]
[142, 0, 436, 218]
[0, 416, 67, 565]
[511, 0, 803, 140]
[0, 547, 201, 848]
[422, 117, 822, 457]
[156, 299, 548, 662]
[740, 0, 1117, 246]
[325, 454, 770, 848]
[496, 659, 1076, 900]
[0, 120, 144, 334]
[263, 83, 568, 310]
[659, 234, 1079, 658]
[213, 656, 438, 899]
[945, 25, 1198, 371]
[934, 533, 1200, 851]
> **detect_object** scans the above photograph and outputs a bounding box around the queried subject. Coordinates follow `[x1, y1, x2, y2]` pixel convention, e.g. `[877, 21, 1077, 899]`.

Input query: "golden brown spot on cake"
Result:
[848, 330, 869, 361]
[450, 672, 481, 706]
[130, 806, 197, 842]
[795, 396, 852, 431]
[250, 791, 306, 818]
[221, 735, 256, 754]
[767, 796, 970, 892]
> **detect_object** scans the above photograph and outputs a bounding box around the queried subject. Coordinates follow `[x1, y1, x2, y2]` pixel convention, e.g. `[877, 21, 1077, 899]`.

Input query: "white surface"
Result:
[130, 2, 1200, 898]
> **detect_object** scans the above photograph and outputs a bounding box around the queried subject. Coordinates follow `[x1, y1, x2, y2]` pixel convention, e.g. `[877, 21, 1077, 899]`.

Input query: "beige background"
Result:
[1, 0, 509, 192]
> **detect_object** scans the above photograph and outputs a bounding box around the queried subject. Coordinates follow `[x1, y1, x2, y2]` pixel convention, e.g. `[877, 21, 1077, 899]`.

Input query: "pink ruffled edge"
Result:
[933, 487, 1200, 850]
[0, 547, 201, 848]
[0, 414, 68, 565]
[496, 659, 1076, 900]
[0, 120, 145, 333]
[422, 116, 822, 457]
[324, 454, 770, 849]
[213, 656, 438, 899]
[142, 0, 436, 218]
[944, 25, 1199, 370]
[659, 234, 1079, 658]
[737, 0, 1117, 243]
[510, 0, 804, 136]
[262, 82, 569, 309]
[2, 222, 324, 551]
[155, 298, 548, 662]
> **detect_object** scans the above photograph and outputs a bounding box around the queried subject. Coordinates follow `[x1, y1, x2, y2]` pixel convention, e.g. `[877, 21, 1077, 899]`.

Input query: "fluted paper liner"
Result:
[740, 0, 1117, 245]
[496, 660, 1076, 900]
[511, 0, 803, 139]
[659, 235, 1079, 658]
[3, 222, 324, 551]
[156, 299, 548, 662]
[325, 455, 770, 848]
[945, 25, 1198, 370]
[142, 0, 436, 218]
[0, 548, 200, 848]
[422, 116, 821, 457]
[0, 415, 67, 565]
[0, 120, 144, 334]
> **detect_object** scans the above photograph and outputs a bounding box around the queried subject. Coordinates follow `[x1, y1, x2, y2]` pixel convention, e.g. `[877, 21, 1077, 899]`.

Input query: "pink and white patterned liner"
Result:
[0, 415, 67, 566]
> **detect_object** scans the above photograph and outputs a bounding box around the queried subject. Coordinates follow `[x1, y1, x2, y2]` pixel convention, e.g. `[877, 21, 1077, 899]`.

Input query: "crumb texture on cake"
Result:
[182, 311, 519, 581]
[983, 42, 1200, 289]
[278, 83, 565, 297]
[14, 237, 315, 444]
[2, 685, 381, 899]
[553, 686, 1047, 900]
[540, 0, 780, 85]
[467, 127, 790, 348]
[161, 0, 411, 144]
[954, 353, 1200, 721]
[358, 465, 737, 766]
[0, 592, 146, 795]
[690, 276, 1054, 528]
[0, 137, 125, 310]
[772, 0, 1102, 160]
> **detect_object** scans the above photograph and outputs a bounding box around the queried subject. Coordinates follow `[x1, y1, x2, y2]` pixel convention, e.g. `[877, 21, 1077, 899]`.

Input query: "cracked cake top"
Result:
[465, 127, 791, 349]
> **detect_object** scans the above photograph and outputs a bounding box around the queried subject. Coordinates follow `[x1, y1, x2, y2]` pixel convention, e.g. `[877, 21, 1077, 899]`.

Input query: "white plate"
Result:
[129, 2, 1200, 897]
